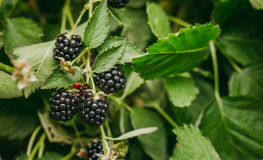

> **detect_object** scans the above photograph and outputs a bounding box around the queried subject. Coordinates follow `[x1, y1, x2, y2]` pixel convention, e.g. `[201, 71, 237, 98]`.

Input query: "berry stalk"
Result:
[28, 133, 46, 160]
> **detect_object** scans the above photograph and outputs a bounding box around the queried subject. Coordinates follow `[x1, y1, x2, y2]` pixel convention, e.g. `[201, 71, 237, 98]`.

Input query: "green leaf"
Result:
[229, 60, 263, 97]
[0, 98, 38, 139]
[0, 0, 17, 18]
[43, 66, 82, 89]
[249, 0, 263, 10]
[0, 71, 23, 98]
[3, 18, 43, 55]
[212, 0, 263, 65]
[130, 107, 167, 160]
[119, 106, 132, 134]
[13, 41, 57, 98]
[16, 155, 28, 160]
[127, 0, 152, 8]
[93, 42, 125, 73]
[84, 0, 109, 49]
[97, 36, 144, 64]
[166, 74, 198, 107]
[146, 3, 171, 38]
[37, 152, 63, 160]
[199, 97, 263, 160]
[169, 144, 186, 160]
[126, 8, 152, 50]
[133, 23, 221, 79]
[105, 127, 157, 141]
[37, 110, 74, 144]
[109, 7, 132, 27]
[173, 124, 221, 160]
[121, 72, 144, 100]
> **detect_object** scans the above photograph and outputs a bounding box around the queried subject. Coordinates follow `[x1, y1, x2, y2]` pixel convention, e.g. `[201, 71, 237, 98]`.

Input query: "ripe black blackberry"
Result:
[87, 142, 104, 160]
[94, 64, 126, 94]
[53, 33, 84, 61]
[107, 0, 130, 8]
[78, 91, 108, 127]
[49, 88, 79, 122]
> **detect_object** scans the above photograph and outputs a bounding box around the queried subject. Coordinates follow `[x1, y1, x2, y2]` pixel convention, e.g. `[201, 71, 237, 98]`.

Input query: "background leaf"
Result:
[126, 0, 152, 8]
[37, 152, 63, 160]
[228, 60, 263, 98]
[121, 72, 144, 99]
[3, 18, 43, 55]
[166, 74, 198, 107]
[173, 124, 221, 160]
[130, 107, 167, 160]
[133, 24, 220, 79]
[93, 42, 125, 73]
[43, 66, 82, 89]
[146, 2, 171, 38]
[84, 0, 109, 49]
[16, 155, 28, 160]
[0, 0, 17, 18]
[109, 7, 132, 27]
[0, 71, 23, 98]
[249, 0, 263, 10]
[199, 97, 263, 160]
[0, 98, 39, 139]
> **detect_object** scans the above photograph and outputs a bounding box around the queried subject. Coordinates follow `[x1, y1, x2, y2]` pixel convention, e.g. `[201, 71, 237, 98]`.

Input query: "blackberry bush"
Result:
[49, 88, 78, 122]
[107, 0, 130, 8]
[94, 64, 126, 94]
[78, 91, 108, 127]
[53, 33, 84, 61]
[87, 142, 104, 160]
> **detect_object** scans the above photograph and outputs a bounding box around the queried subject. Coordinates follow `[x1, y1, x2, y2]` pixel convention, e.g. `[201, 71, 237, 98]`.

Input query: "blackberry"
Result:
[107, 0, 130, 8]
[87, 142, 104, 160]
[78, 91, 108, 127]
[49, 88, 79, 122]
[53, 33, 84, 61]
[94, 64, 126, 94]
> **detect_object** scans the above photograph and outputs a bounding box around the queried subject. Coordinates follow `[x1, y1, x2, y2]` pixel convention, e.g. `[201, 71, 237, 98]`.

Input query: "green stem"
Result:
[108, 95, 132, 112]
[167, 15, 191, 28]
[72, 47, 89, 65]
[28, 133, 46, 160]
[66, 8, 75, 29]
[0, 63, 14, 74]
[60, 0, 70, 34]
[100, 125, 109, 157]
[145, 80, 157, 99]
[69, 0, 101, 37]
[61, 148, 79, 160]
[72, 122, 80, 139]
[121, 101, 132, 112]
[105, 120, 112, 137]
[26, 125, 41, 156]
[107, 8, 124, 27]
[214, 40, 243, 73]
[38, 141, 45, 159]
[7, 0, 19, 18]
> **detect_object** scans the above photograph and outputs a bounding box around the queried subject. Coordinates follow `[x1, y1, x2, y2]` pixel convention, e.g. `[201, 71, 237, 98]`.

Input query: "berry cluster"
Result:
[87, 142, 104, 160]
[79, 91, 108, 127]
[94, 64, 126, 94]
[108, 0, 130, 8]
[53, 33, 83, 61]
[49, 88, 78, 122]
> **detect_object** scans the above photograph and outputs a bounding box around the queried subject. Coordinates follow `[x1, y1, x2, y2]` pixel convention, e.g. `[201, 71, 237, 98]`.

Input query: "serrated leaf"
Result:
[169, 144, 186, 160]
[249, 0, 263, 10]
[16, 155, 28, 160]
[199, 97, 263, 160]
[229, 60, 263, 97]
[0, 98, 38, 139]
[173, 124, 221, 160]
[109, 7, 132, 27]
[97, 36, 144, 64]
[133, 23, 221, 79]
[130, 107, 167, 160]
[0, 71, 23, 98]
[126, 8, 152, 50]
[13, 42, 57, 98]
[43, 66, 82, 89]
[166, 74, 198, 107]
[3, 18, 43, 55]
[146, 3, 171, 38]
[93, 42, 125, 73]
[37, 110, 74, 144]
[120, 72, 144, 100]
[0, 0, 17, 18]
[84, 0, 109, 49]
[212, 0, 263, 65]
[105, 127, 157, 141]
[37, 152, 63, 160]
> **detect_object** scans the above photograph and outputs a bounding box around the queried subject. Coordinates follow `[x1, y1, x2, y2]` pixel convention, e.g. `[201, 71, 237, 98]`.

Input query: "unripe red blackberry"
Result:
[78, 91, 108, 127]
[53, 33, 84, 61]
[94, 64, 126, 94]
[108, 0, 130, 9]
[49, 88, 79, 122]
[87, 142, 104, 160]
